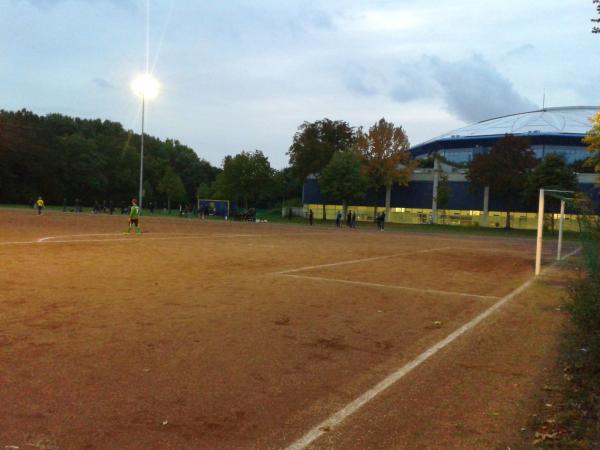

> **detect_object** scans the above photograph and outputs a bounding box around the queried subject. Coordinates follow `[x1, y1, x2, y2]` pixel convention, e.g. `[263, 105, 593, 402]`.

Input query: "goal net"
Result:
[197, 199, 230, 219]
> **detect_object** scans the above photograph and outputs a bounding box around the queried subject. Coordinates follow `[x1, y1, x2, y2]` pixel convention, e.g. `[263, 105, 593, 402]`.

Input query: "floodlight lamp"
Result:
[131, 73, 160, 99]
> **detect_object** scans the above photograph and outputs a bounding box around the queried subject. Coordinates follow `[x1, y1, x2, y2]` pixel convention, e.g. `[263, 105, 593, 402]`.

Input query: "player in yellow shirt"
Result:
[36, 196, 44, 215]
[128, 198, 142, 234]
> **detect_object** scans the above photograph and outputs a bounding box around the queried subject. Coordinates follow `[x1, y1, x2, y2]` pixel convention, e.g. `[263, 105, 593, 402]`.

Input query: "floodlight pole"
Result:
[535, 189, 544, 276]
[557, 199, 565, 261]
[139, 95, 145, 211]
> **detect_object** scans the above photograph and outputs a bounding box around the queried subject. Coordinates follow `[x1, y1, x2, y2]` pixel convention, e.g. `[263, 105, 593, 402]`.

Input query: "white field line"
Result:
[285, 246, 582, 450]
[0, 232, 332, 247]
[274, 246, 453, 275]
[280, 273, 500, 301]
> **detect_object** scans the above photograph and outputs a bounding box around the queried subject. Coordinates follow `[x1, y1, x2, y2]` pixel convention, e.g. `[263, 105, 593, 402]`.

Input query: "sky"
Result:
[1, 0, 599, 168]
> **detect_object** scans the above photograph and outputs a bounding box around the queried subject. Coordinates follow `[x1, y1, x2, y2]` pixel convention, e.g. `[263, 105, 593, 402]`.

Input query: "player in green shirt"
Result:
[128, 198, 142, 234]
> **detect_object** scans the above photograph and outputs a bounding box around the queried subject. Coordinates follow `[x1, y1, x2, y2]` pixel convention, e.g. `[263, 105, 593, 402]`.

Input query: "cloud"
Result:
[427, 54, 537, 122]
[343, 64, 382, 96]
[505, 43, 535, 57]
[26, 0, 135, 11]
[92, 77, 115, 89]
[345, 54, 537, 123]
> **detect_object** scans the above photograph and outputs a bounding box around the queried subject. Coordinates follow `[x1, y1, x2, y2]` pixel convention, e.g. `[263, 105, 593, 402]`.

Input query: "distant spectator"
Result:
[351, 211, 357, 228]
[335, 211, 342, 228]
[309, 209, 314, 226]
[346, 210, 352, 227]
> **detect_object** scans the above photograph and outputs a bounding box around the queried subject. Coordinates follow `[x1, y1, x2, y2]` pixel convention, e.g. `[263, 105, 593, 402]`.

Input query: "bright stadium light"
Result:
[131, 73, 160, 99]
[131, 73, 160, 211]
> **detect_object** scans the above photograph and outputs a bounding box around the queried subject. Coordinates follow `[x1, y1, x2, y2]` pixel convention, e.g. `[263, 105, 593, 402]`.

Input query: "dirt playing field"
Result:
[0, 209, 579, 449]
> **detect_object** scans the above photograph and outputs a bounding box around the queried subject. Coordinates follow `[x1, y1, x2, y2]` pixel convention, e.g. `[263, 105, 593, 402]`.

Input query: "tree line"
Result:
[1, 109, 595, 224]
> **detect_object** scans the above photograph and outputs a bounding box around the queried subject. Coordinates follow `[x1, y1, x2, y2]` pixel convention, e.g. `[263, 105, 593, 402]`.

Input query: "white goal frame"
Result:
[197, 198, 230, 219]
[535, 188, 574, 276]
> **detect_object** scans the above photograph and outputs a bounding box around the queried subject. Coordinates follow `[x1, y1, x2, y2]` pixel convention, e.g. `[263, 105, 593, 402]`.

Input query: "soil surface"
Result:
[0, 209, 576, 449]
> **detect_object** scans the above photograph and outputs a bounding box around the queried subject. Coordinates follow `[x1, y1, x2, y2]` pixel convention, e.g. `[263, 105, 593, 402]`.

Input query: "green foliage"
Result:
[157, 167, 186, 207]
[467, 134, 536, 228]
[436, 175, 451, 210]
[287, 119, 354, 181]
[524, 154, 578, 208]
[319, 151, 367, 209]
[214, 150, 274, 209]
[0, 109, 218, 206]
[583, 111, 600, 177]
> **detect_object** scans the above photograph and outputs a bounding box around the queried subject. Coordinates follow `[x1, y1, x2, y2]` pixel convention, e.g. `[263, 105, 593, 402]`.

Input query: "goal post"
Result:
[197, 199, 230, 219]
[535, 189, 575, 276]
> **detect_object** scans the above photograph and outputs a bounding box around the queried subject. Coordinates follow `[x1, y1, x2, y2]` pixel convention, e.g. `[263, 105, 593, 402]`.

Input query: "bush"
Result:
[567, 278, 600, 371]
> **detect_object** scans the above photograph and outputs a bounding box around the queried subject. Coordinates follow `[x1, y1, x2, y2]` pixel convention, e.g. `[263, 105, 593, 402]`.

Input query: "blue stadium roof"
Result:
[412, 106, 599, 156]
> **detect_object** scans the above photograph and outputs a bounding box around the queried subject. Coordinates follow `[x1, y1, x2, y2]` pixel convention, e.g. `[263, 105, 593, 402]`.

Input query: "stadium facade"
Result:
[303, 106, 600, 228]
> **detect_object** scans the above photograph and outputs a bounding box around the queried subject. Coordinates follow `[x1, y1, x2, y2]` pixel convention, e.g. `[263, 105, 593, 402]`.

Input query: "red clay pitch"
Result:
[0, 210, 574, 449]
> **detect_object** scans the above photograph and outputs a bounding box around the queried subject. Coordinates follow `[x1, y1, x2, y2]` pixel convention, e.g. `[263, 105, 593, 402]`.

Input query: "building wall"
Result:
[303, 174, 600, 215]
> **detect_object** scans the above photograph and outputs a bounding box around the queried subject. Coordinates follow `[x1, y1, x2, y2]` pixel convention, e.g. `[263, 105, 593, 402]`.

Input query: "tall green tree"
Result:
[214, 150, 274, 209]
[157, 167, 186, 213]
[354, 118, 415, 218]
[583, 110, 600, 178]
[319, 151, 368, 217]
[287, 119, 355, 182]
[0, 109, 220, 206]
[467, 134, 536, 229]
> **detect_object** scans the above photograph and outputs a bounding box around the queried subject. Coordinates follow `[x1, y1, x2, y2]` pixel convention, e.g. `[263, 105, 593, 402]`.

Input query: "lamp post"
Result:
[131, 73, 159, 211]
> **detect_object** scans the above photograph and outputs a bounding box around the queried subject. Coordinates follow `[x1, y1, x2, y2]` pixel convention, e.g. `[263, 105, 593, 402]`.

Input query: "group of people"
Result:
[335, 210, 358, 228]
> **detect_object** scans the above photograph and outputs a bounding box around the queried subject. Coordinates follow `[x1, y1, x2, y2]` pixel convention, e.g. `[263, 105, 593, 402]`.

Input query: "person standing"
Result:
[335, 211, 341, 228]
[36, 196, 45, 215]
[351, 211, 357, 228]
[127, 199, 142, 234]
[380, 211, 386, 231]
[309, 209, 314, 226]
[346, 210, 352, 227]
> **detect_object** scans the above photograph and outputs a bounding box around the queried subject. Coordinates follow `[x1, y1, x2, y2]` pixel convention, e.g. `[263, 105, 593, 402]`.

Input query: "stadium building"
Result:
[303, 106, 600, 228]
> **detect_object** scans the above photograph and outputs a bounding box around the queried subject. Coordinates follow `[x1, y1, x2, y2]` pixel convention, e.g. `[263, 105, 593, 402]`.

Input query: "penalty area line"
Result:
[274, 246, 453, 275]
[280, 273, 500, 301]
[284, 246, 582, 450]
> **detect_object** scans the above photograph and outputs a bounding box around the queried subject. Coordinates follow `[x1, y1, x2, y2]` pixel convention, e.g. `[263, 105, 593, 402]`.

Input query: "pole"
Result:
[557, 200, 565, 261]
[535, 189, 544, 276]
[139, 95, 145, 211]
[482, 185, 489, 227]
[431, 153, 439, 224]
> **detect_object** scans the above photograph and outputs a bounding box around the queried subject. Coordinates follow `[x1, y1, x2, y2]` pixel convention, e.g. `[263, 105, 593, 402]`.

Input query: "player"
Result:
[36, 196, 45, 215]
[127, 198, 142, 234]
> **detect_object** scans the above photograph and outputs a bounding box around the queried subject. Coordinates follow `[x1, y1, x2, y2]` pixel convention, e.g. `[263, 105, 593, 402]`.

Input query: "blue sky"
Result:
[1, 0, 599, 168]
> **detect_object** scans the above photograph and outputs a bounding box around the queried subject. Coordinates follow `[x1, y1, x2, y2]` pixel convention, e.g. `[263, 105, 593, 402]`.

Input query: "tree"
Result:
[287, 119, 355, 182]
[583, 111, 600, 177]
[436, 174, 452, 215]
[214, 150, 274, 209]
[158, 167, 186, 213]
[592, 0, 600, 33]
[524, 154, 578, 229]
[467, 134, 536, 229]
[354, 118, 415, 218]
[319, 151, 368, 217]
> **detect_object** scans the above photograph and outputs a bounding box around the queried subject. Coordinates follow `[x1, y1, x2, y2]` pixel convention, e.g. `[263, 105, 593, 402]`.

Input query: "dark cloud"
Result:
[427, 54, 537, 122]
[345, 54, 537, 123]
[342, 64, 382, 96]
